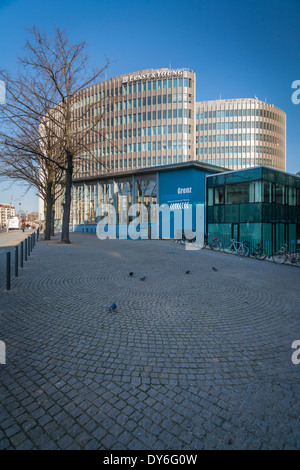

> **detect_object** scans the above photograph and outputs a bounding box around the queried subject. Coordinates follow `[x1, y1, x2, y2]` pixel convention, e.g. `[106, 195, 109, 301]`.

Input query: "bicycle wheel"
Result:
[272, 251, 287, 264]
[290, 252, 300, 268]
[223, 243, 234, 254]
[254, 248, 267, 260]
[237, 244, 249, 257]
[210, 240, 222, 251]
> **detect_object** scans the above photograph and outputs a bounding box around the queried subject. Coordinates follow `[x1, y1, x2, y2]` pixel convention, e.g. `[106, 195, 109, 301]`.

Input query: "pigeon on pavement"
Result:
[212, 267, 218, 271]
[140, 276, 146, 281]
[107, 302, 117, 312]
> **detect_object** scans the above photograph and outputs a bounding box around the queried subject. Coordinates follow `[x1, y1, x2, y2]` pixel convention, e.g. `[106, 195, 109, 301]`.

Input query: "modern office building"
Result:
[206, 166, 300, 253]
[70, 67, 286, 179]
[52, 67, 288, 231]
[73, 68, 196, 179]
[196, 99, 286, 172]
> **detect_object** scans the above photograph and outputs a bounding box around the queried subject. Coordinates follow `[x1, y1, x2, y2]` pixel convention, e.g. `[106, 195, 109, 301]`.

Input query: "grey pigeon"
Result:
[107, 302, 117, 312]
[185, 270, 190, 274]
[140, 276, 146, 281]
[129, 272, 134, 277]
[212, 267, 218, 271]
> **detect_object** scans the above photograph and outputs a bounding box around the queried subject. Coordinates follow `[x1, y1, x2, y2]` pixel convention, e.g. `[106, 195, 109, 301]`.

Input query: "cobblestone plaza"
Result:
[0, 233, 299, 450]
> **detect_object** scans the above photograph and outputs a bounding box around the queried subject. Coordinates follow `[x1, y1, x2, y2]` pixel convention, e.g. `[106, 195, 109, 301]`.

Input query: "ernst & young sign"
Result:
[122, 69, 184, 84]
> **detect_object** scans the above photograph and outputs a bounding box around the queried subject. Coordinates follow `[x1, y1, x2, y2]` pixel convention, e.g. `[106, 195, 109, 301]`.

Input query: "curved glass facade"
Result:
[73, 68, 195, 178]
[196, 98, 286, 171]
[71, 70, 286, 178]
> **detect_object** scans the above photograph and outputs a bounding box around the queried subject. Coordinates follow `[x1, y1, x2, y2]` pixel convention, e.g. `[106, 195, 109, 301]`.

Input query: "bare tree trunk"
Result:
[61, 152, 73, 244]
[0, 28, 109, 234]
[51, 208, 55, 236]
[44, 181, 53, 240]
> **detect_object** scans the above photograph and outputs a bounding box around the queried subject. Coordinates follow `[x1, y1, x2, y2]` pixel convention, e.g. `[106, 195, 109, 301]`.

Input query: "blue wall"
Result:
[72, 166, 220, 239]
[158, 167, 215, 238]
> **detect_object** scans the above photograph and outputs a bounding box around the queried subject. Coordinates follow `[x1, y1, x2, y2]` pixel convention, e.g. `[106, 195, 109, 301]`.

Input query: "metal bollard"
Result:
[28, 236, 31, 256]
[15, 246, 18, 277]
[25, 239, 28, 261]
[37, 228, 39, 241]
[6, 251, 10, 291]
[20, 242, 24, 268]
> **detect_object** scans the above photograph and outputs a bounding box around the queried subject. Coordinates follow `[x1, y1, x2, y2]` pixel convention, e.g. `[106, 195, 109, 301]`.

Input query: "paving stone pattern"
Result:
[0, 233, 299, 450]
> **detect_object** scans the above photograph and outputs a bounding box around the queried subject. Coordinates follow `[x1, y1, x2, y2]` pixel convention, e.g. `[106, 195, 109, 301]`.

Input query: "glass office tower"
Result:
[73, 68, 196, 177]
[196, 98, 286, 172]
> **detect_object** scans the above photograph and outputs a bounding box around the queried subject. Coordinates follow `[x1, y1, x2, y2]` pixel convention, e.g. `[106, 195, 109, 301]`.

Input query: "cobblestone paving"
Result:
[0, 233, 299, 450]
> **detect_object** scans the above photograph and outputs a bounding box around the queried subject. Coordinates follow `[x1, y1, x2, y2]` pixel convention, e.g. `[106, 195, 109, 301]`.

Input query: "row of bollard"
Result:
[5, 228, 39, 291]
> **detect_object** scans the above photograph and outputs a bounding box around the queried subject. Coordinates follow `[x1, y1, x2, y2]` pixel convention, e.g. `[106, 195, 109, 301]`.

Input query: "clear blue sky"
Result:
[0, 0, 299, 212]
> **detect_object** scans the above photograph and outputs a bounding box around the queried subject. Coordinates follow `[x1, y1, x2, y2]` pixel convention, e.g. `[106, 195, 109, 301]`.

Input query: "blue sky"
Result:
[0, 0, 299, 212]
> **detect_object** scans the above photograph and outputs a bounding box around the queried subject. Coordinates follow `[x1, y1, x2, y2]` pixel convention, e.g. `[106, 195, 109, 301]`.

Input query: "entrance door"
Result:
[285, 223, 289, 248]
[231, 223, 240, 241]
[271, 223, 277, 253]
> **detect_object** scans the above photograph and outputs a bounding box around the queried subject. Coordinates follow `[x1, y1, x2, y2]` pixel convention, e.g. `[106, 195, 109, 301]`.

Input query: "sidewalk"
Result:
[0, 229, 35, 247]
[0, 233, 299, 449]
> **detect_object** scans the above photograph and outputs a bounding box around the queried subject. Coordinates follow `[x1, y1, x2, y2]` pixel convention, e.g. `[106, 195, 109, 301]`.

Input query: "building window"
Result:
[214, 187, 225, 204]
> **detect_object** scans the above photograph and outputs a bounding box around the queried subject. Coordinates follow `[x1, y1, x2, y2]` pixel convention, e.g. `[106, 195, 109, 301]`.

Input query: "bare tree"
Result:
[0, 72, 65, 239]
[0, 26, 110, 243]
[0, 147, 63, 239]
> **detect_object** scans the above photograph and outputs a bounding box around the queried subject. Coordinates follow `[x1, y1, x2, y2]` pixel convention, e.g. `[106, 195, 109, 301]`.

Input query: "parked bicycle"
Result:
[175, 233, 222, 250]
[272, 244, 300, 267]
[242, 240, 267, 260]
[202, 235, 223, 251]
[222, 239, 249, 256]
[179, 233, 197, 245]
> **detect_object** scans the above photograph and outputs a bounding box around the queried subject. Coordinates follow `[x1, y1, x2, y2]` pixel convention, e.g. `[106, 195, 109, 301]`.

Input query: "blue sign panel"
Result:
[158, 167, 216, 238]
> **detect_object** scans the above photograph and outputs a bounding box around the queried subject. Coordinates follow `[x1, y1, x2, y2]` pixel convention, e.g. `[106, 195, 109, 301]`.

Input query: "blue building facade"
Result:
[69, 162, 223, 240]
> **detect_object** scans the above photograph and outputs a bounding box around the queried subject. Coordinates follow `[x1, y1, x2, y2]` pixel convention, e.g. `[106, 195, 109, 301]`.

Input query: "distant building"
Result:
[0, 203, 15, 226]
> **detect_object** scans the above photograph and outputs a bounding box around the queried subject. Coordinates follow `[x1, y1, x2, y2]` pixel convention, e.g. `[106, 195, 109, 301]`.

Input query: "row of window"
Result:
[84, 139, 192, 157]
[197, 133, 280, 144]
[197, 108, 283, 122]
[78, 109, 192, 130]
[75, 77, 193, 108]
[102, 139, 191, 154]
[209, 181, 299, 206]
[197, 146, 282, 156]
[109, 93, 192, 111]
[123, 77, 192, 94]
[87, 123, 192, 139]
[76, 93, 193, 118]
[78, 155, 187, 174]
[108, 111, 192, 126]
[74, 180, 157, 201]
[89, 126, 190, 143]
[197, 121, 283, 134]
[202, 158, 266, 167]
